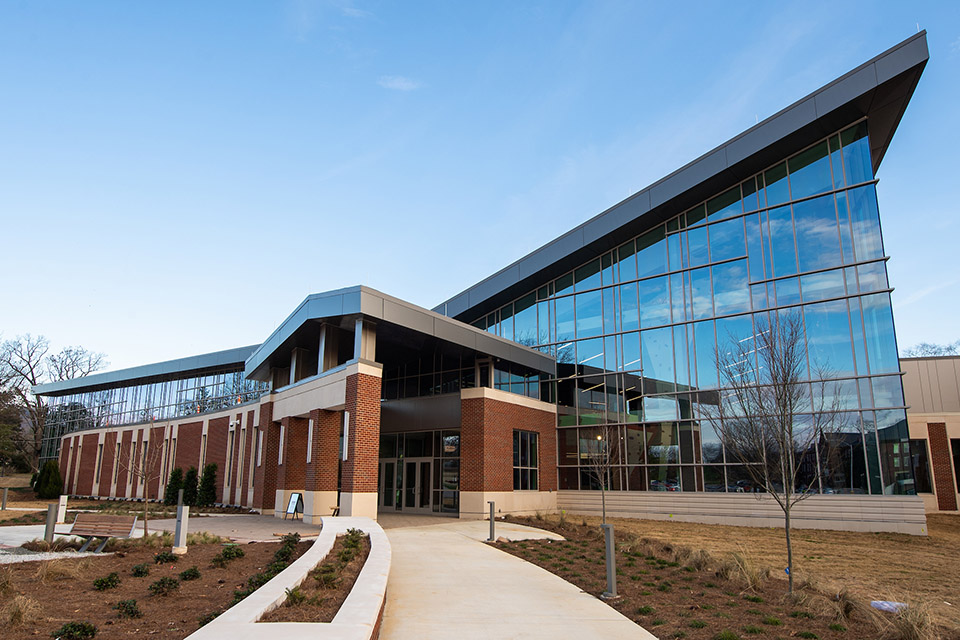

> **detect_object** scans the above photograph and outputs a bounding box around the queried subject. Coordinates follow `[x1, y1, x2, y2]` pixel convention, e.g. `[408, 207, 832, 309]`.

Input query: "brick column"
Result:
[273, 416, 308, 518]
[341, 371, 382, 518]
[253, 401, 281, 514]
[303, 408, 341, 523]
[927, 423, 958, 511]
[459, 388, 557, 519]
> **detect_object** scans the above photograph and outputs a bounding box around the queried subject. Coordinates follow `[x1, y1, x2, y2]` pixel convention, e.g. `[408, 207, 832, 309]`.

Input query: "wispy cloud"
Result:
[896, 278, 960, 308]
[341, 6, 372, 18]
[377, 75, 423, 91]
[950, 35, 960, 56]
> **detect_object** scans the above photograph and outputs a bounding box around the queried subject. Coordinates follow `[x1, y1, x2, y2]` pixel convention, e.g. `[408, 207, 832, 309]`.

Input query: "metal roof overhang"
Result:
[32, 345, 260, 397]
[433, 32, 928, 323]
[244, 286, 556, 381]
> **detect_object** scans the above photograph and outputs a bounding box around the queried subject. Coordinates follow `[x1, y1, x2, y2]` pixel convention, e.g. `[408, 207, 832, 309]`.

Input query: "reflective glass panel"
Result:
[575, 289, 603, 339]
[707, 186, 742, 221]
[794, 194, 842, 273]
[767, 206, 797, 277]
[638, 276, 670, 328]
[848, 185, 884, 261]
[803, 299, 855, 378]
[687, 226, 709, 268]
[708, 217, 746, 263]
[788, 140, 832, 199]
[861, 293, 900, 375]
[764, 162, 789, 207]
[800, 269, 845, 303]
[641, 326, 674, 387]
[841, 122, 873, 186]
[555, 295, 575, 342]
[712, 260, 751, 316]
[636, 227, 668, 278]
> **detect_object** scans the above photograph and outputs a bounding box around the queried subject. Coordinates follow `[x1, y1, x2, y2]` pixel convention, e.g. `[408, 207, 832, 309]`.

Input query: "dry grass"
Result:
[34, 558, 90, 584]
[536, 512, 960, 629]
[0, 566, 13, 598]
[1, 595, 43, 626]
[881, 598, 941, 640]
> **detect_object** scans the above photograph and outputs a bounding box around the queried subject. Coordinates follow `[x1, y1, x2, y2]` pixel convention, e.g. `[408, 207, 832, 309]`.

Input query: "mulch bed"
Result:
[0, 539, 311, 639]
[260, 531, 370, 623]
[497, 516, 958, 640]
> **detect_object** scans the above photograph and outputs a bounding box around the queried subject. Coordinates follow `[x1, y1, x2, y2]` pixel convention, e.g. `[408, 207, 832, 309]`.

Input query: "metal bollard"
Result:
[601, 523, 617, 598]
[2, 487, 7, 510]
[45, 504, 57, 543]
[487, 501, 495, 542]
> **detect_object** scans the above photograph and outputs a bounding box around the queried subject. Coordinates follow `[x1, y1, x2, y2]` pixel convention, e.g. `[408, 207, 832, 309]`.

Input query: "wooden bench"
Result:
[71, 513, 138, 553]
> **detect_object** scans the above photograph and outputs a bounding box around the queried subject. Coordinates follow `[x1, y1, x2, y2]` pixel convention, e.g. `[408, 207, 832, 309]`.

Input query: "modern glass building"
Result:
[35, 32, 930, 534]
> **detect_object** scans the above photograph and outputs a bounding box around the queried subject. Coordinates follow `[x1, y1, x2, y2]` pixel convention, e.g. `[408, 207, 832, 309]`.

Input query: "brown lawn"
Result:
[514, 512, 960, 632]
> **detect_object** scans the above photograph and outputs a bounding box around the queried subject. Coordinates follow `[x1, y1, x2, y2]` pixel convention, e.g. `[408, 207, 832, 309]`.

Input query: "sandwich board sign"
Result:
[284, 492, 304, 520]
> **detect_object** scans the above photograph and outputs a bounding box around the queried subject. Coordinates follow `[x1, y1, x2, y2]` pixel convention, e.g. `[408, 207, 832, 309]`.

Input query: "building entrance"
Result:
[378, 430, 460, 515]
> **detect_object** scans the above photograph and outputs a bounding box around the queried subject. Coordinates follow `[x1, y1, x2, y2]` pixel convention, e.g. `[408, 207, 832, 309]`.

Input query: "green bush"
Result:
[712, 632, 741, 640]
[743, 594, 764, 603]
[182, 466, 199, 506]
[637, 605, 655, 615]
[197, 611, 220, 627]
[163, 468, 184, 506]
[690, 620, 708, 629]
[179, 566, 201, 581]
[796, 633, 819, 639]
[148, 577, 180, 596]
[198, 463, 218, 507]
[211, 544, 244, 568]
[35, 460, 63, 500]
[829, 623, 847, 632]
[50, 621, 97, 639]
[154, 550, 178, 564]
[131, 564, 150, 578]
[284, 586, 307, 606]
[93, 572, 120, 591]
[113, 600, 142, 619]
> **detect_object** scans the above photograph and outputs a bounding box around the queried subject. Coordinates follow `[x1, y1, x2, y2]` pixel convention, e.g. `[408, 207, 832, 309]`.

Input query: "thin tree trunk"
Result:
[785, 504, 793, 594]
[143, 496, 149, 537]
[601, 486, 607, 525]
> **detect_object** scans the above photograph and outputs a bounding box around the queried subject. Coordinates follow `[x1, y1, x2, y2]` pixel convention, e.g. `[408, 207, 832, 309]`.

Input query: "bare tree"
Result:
[706, 313, 841, 594]
[0, 335, 106, 470]
[901, 340, 960, 357]
[117, 422, 167, 536]
[583, 423, 622, 525]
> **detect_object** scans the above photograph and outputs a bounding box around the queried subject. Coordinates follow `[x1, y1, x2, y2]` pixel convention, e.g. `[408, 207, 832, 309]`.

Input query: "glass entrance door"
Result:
[402, 457, 433, 513]
[378, 457, 432, 513]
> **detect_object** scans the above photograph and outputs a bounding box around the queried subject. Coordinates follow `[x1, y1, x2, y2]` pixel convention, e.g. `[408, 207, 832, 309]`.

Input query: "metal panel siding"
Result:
[815, 65, 878, 118]
[876, 36, 929, 84]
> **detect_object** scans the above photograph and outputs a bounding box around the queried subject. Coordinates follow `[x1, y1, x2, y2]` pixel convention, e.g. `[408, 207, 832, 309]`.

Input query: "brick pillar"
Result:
[341, 372, 381, 518]
[302, 408, 340, 523]
[928, 423, 958, 511]
[272, 416, 308, 519]
[253, 401, 281, 514]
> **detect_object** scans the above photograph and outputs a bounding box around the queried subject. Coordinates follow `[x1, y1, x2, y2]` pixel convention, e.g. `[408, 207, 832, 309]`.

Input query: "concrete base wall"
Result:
[460, 490, 558, 520]
[342, 492, 378, 519]
[303, 490, 339, 525]
[557, 490, 928, 535]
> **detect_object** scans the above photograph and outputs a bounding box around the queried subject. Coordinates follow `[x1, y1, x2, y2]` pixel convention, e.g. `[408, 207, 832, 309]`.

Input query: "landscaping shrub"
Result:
[284, 586, 307, 606]
[197, 611, 221, 627]
[148, 577, 180, 596]
[34, 460, 63, 500]
[131, 564, 150, 577]
[179, 566, 201, 581]
[50, 621, 97, 639]
[113, 599, 142, 619]
[92, 572, 120, 591]
[211, 544, 245, 568]
[154, 550, 178, 565]
[182, 466, 199, 506]
[313, 564, 340, 589]
[712, 632, 741, 640]
[198, 463, 218, 507]
[163, 468, 184, 505]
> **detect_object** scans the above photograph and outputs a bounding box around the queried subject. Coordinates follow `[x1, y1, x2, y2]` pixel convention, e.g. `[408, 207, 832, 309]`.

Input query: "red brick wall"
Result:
[174, 421, 203, 474]
[116, 431, 132, 498]
[928, 422, 958, 511]
[100, 432, 117, 497]
[461, 395, 556, 493]
[76, 433, 100, 496]
[66, 435, 79, 494]
[306, 409, 340, 492]
[342, 373, 381, 494]
[238, 409, 256, 506]
[206, 416, 229, 498]
[277, 416, 308, 490]
[144, 426, 165, 501]
[253, 401, 280, 510]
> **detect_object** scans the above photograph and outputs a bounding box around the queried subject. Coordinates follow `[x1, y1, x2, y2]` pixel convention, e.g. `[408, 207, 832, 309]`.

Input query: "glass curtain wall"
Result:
[471, 120, 911, 495]
[41, 369, 268, 462]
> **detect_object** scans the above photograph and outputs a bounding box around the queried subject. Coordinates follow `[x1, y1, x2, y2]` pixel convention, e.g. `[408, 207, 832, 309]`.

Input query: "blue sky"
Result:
[1, 1, 958, 373]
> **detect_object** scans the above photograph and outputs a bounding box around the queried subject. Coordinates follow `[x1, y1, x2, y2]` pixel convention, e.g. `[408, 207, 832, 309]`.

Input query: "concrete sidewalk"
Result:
[381, 520, 656, 640]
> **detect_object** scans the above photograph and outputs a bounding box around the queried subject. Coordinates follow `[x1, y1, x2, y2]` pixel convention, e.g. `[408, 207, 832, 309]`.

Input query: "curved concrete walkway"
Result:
[381, 519, 656, 640]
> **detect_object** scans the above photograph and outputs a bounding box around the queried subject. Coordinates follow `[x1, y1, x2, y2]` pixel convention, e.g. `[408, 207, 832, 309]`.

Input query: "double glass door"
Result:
[379, 457, 432, 513]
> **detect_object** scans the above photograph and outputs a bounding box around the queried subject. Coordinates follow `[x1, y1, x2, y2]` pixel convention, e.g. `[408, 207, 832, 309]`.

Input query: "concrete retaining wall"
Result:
[187, 516, 390, 640]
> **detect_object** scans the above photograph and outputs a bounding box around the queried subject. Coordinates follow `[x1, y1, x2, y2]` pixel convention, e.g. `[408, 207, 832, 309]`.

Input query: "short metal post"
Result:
[601, 523, 617, 598]
[487, 501, 495, 542]
[1, 487, 7, 510]
[57, 495, 68, 523]
[173, 503, 190, 555]
[44, 504, 57, 543]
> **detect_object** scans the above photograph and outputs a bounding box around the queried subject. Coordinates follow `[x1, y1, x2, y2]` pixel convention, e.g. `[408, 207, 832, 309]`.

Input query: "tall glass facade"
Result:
[41, 368, 268, 462]
[468, 121, 912, 495]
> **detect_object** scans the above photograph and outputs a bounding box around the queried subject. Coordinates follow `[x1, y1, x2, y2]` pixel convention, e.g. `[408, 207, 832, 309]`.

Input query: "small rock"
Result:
[496, 536, 509, 543]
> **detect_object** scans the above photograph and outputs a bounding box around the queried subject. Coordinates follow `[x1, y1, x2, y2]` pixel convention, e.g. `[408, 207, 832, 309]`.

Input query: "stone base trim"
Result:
[460, 490, 558, 520]
[341, 492, 379, 519]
